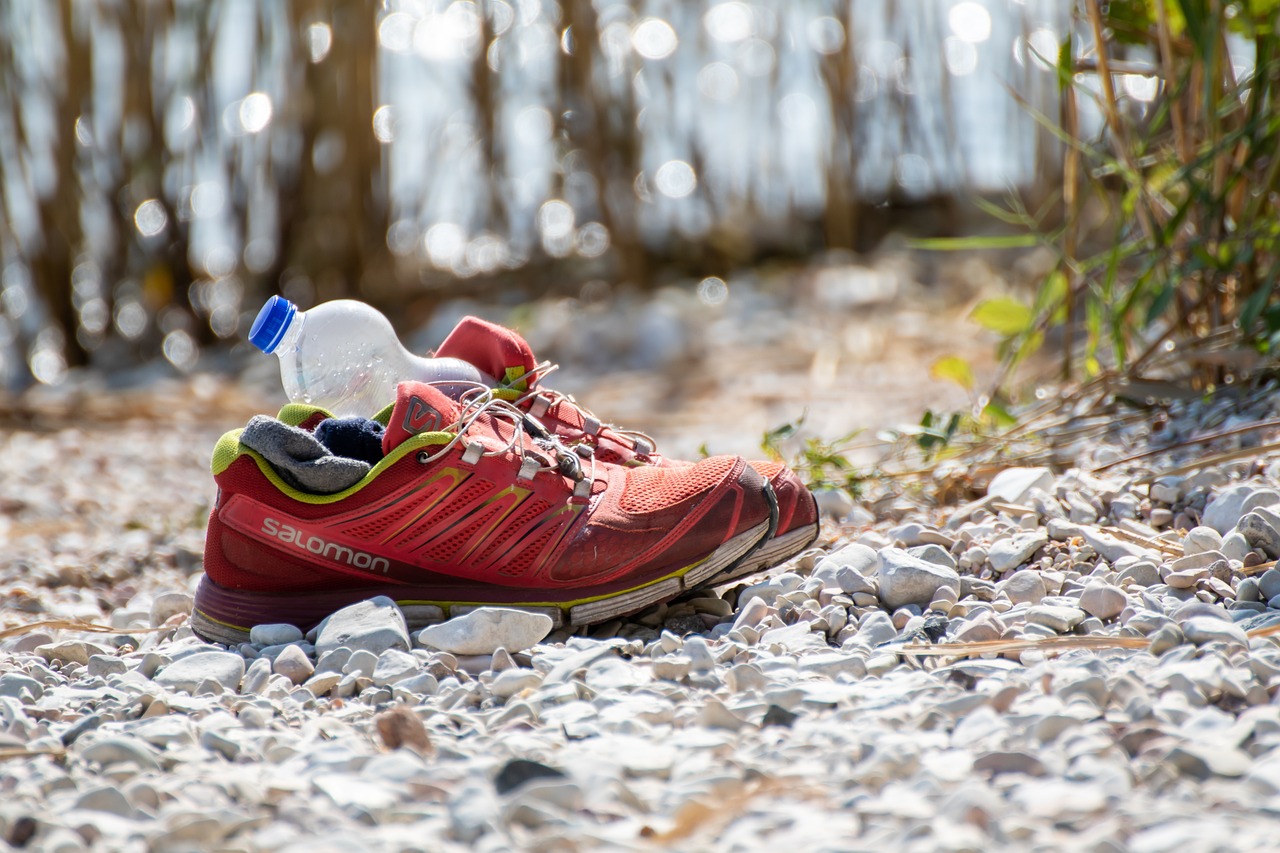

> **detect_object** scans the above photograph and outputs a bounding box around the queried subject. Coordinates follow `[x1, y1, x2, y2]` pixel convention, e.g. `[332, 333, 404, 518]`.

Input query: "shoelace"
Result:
[508, 361, 659, 458]
[415, 383, 598, 498]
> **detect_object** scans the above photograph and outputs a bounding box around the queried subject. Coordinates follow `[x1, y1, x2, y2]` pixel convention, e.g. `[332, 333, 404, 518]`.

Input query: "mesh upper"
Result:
[618, 457, 734, 514]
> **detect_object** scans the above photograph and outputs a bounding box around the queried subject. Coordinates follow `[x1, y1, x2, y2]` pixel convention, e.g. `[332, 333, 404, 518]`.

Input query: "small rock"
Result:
[1203, 485, 1280, 534]
[987, 467, 1053, 503]
[272, 646, 315, 685]
[875, 548, 961, 610]
[250, 623, 305, 646]
[761, 705, 799, 728]
[973, 750, 1046, 777]
[494, 758, 565, 795]
[909, 543, 957, 570]
[154, 652, 245, 694]
[1181, 616, 1248, 647]
[375, 705, 432, 753]
[314, 597, 411, 658]
[988, 532, 1048, 573]
[1183, 527, 1224, 556]
[1079, 581, 1126, 621]
[417, 608, 552, 655]
[1025, 604, 1086, 634]
[149, 592, 193, 628]
[1000, 571, 1047, 605]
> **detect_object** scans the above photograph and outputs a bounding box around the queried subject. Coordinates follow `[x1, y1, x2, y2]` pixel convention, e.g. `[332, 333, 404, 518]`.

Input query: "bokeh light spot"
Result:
[239, 92, 273, 133]
[949, 2, 992, 44]
[697, 276, 728, 305]
[134, 199, 168, 238]
[632, 18, 677, 60]
[373, 105, 396, 143]
[307, 23, 332, 63]
[655, 161, 697, 199]
[704, 3, 752, 43]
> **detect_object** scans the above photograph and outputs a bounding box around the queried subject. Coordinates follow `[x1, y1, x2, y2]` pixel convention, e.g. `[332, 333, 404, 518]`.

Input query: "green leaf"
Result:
[970, 298, 1034, 336]
[906, 234, 1040, 251]
[982, 400, 1018, 428]
[930, 356, 975, 390]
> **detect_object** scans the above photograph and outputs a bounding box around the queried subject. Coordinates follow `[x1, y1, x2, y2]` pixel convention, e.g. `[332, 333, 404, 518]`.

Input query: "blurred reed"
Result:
[0, 0, 1067, 386]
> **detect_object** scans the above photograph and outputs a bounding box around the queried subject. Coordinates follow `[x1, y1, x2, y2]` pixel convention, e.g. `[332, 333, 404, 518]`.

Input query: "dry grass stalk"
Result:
[1101, 526, 1184, 557]
[0, 619, 168, 641]
[0, 747, 65, 762]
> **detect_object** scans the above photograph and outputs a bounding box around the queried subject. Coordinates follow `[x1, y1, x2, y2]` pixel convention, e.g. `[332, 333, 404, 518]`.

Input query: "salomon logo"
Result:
[261, 518, 390, 574]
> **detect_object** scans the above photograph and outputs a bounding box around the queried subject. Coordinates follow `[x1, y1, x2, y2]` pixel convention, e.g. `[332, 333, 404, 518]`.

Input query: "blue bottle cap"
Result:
[248, 296, 297, 353]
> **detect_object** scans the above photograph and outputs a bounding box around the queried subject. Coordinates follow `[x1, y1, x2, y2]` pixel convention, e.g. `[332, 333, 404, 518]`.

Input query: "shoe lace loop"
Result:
[510, 361, 658, 458]
[415, 383, 598, 492]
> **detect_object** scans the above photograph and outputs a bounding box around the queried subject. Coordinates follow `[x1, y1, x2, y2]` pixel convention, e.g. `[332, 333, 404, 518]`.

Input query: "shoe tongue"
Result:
[382, 382, 461, 456]
[435, 316, 538, 397]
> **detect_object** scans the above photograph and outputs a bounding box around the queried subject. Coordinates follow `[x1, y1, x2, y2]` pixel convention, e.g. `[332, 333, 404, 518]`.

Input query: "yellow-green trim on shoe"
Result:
[209, 427, 459, 505]
[277, 402, 334, 427]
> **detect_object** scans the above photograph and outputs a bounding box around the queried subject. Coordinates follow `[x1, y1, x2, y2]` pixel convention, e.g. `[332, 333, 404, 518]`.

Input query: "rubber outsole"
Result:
[709, 521, 820, 588]
[191, 517, 772, 646]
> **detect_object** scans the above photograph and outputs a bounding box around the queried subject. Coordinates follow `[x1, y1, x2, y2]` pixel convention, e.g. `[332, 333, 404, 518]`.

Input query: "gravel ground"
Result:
[6, 373, 1280, 852]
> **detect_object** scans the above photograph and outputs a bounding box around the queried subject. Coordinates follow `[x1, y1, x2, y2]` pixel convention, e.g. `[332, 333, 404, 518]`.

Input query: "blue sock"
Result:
[315, 417, 385, 466]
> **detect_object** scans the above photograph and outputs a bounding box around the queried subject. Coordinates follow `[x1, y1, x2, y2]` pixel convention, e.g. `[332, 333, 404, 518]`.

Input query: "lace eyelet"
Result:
[417, 451, 430, 464]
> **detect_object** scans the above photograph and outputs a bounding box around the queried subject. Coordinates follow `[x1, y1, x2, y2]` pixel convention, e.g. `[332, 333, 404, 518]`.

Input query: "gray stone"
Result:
[0, 673, 44, 700]
[154, 651, 245, 694]
[1260, 568, 1280, 602]
[1025, 604, 1086, 633]
[343, 649, 379, 678]
[314, 597, 411, 658]
[75, 785, 134, 817]
[1182, 617, 1248, 647]
[987, 467, 1053, 503]
[799, 653, 867, 679]
[818, 542, 878, 576]
[1148, 624, 1186, 654]
[149, 592, 193, 628]
[86, 655, 126, 679]
[852, 611, 899, 647]
[1203, 485, 1280, 534]
[731, 596, 771, 631]
[1222, 531, 1253, 562]
[1000, 570, 1047, 605]
[1116, 561, 1161, 587]
[1183, 526, 1224, 556]
[241, 656, 272, 694]
[272, 645, 315, 685]
[1079, 581, 1126, 621]
[250, 623, 305, 646]
[80, 738, 162, 770]
[490, 669, 541, 699]
[908, 543, 957, 570]
[875, 547, 960, 610]
[989, 532, 1048, 573]
[417, 608, 552, 655]
[1238, 510, 1280, 559]
[371, 648, 421, 686]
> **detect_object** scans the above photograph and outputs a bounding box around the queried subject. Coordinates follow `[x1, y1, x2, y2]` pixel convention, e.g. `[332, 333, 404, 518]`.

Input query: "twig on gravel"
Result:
[902, 618, 1280, 662]
[1243, 559, 1279, 576]
[1101, 526, 1184, 556]
[0, 747, 65, 762]
[0, 619, 167, 641]
[1136, 441, 1280, 483]
[899, 635, 1151, 659]
[1090, 418, 1280, 473]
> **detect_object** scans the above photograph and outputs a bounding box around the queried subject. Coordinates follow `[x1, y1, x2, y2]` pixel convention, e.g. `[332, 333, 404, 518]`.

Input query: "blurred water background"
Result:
[0, 0, 1218, 405]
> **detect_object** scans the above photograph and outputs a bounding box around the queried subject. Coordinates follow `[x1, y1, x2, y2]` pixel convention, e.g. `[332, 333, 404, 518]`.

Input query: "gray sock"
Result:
[240, 415, 371, 495]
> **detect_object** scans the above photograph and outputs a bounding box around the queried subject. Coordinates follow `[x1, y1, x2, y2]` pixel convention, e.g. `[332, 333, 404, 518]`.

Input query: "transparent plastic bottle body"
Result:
[254, 298, 489, 417]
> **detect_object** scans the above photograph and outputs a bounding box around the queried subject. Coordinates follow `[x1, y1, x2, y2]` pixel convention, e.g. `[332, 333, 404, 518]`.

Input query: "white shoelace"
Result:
[509, 361, 659, 456]
[415, 383, 597, 497]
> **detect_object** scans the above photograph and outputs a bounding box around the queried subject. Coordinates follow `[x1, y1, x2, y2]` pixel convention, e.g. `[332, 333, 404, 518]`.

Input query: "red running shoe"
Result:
[434, 316, 820, 582]
[193, 381, 773, 644]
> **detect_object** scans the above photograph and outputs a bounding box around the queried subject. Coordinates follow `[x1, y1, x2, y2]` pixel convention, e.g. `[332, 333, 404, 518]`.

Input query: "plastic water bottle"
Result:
[249, 296, 491, 416]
